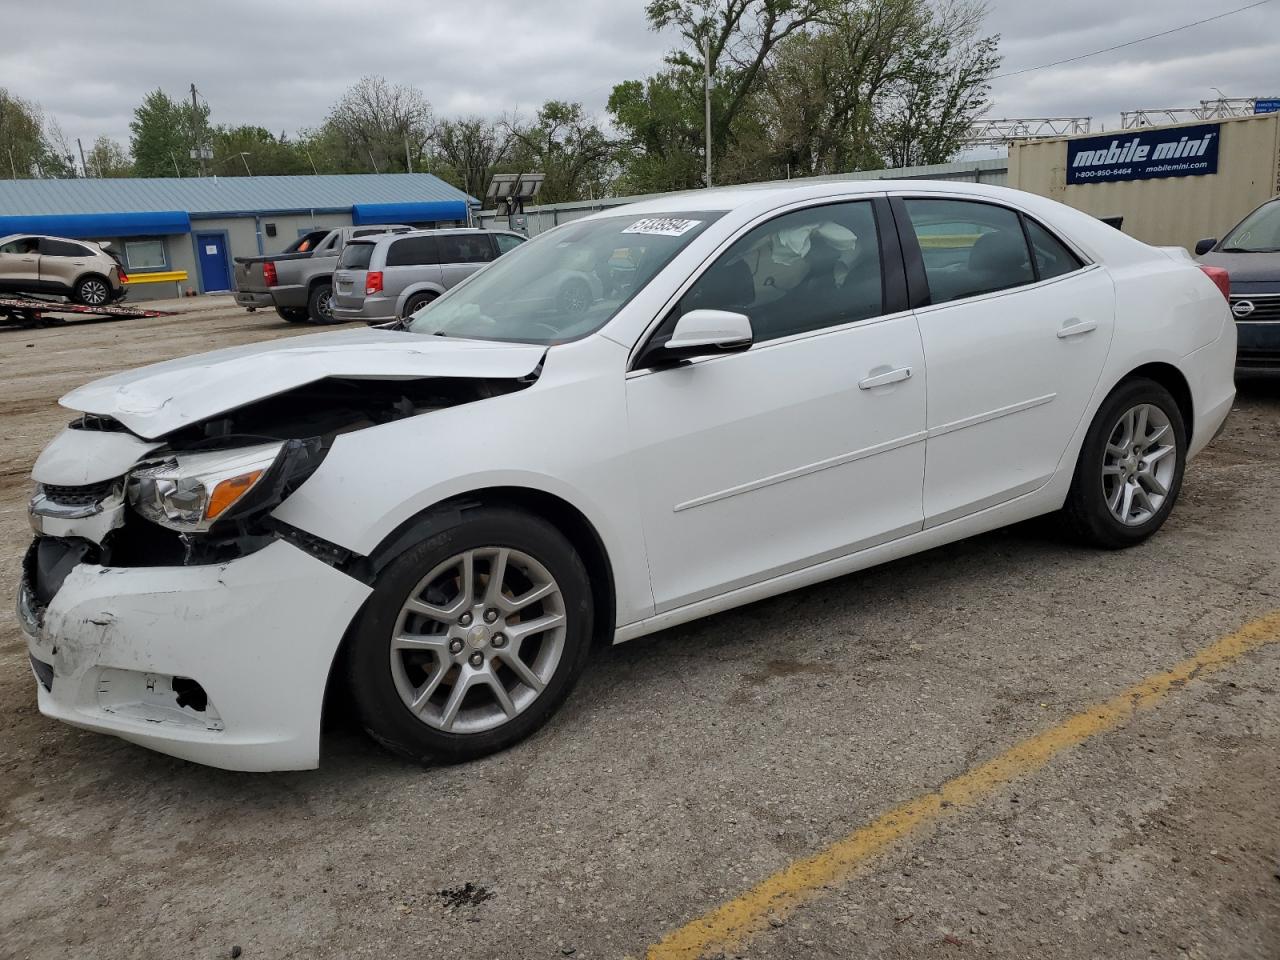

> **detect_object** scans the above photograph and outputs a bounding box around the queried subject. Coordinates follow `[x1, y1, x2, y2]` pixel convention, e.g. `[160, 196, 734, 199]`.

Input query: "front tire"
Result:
[307, 283, 338, 324]
[346, 506, 594, 765]
[1061, 377, 1187, 549]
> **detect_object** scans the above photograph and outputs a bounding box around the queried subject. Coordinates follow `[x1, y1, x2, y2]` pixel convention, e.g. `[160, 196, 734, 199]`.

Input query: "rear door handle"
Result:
[858, 366, 913, 390]
[1057, 318, 1097, 338]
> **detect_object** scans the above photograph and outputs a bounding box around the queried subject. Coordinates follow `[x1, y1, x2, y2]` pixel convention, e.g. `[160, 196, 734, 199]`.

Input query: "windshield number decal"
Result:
[622, 218, 702, 237]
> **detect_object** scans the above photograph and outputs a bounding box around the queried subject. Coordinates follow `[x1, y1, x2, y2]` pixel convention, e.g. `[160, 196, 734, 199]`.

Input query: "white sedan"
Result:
[20, 181, 1236, 771]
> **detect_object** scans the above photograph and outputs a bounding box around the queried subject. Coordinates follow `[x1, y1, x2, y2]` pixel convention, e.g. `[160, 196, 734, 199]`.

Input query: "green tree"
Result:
[320, 76, 432, 174]
[608, 72, 708, 193]
[431, 116, 513, 199]
[130, 89, 207, 177]
[209, 125, 310, 176]
[85, 136, 133, 178]
[874, 4, 1000, 167]
[0, 88, 75, 178]
[613, 0, 1000, 190]
[505, 101, 616, 203]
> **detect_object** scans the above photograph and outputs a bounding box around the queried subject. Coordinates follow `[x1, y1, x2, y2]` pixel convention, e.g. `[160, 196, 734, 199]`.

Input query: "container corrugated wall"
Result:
[1009, 112, 1280, 249]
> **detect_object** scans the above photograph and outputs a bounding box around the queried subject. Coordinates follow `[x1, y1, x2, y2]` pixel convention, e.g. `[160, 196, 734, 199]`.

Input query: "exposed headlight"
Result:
[127, 442, 281, 532]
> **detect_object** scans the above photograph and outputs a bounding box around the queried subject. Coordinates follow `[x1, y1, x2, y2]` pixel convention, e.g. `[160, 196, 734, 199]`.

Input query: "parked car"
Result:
[233, 224, 411, 323]
[1196, 195, 1280, 368]
[332, 228, 525, 324]
[21, 181, 1236, 772]
[0, 234, 127, 305]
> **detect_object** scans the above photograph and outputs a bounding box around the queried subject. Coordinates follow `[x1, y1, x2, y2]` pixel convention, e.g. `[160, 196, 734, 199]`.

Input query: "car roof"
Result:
[0, 233, 103, 247]
[355, 227, 517, 245]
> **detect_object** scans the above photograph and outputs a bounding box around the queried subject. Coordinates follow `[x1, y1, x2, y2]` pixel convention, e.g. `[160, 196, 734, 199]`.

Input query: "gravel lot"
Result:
[1, 299, 1277, 960]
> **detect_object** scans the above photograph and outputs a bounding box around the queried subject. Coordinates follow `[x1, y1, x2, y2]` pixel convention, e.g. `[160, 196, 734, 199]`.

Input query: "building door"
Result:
[195, 233, 231, 292]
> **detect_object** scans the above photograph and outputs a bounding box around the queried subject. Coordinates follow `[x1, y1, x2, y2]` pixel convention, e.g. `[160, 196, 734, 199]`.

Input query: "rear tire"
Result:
[307, 283, 338, 324]
[1060, 377, 1187, 549]
[346, 506, 594, 765]
[275, 306, 309, 323]
[402, 290, 437, 318]
[73, 275, 111, 306]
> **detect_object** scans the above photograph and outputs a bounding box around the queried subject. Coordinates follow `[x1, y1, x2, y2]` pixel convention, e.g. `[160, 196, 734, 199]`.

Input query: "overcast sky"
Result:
[3, 0, 1278, 157]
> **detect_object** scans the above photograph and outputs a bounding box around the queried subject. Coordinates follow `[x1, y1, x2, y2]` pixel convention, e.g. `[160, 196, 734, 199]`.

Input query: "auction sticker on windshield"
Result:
[622, 218, 703, 237]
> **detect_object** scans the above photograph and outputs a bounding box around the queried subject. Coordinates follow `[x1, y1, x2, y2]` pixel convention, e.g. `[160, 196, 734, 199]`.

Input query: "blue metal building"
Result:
[0, 174, 477, 299]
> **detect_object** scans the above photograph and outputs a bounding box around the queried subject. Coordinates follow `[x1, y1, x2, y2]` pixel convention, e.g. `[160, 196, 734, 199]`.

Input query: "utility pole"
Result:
[76, 138, 89, 177]
[404, 134, 413, 173]
[170, 152, 182, 177]
[7, 148, 16, 179]
[304, 148, 319, 176]
[367, 148, 380, 174]
[190, 82, 206, 176]
[704, 38, 713, 188]
[239, 152, 252, 176]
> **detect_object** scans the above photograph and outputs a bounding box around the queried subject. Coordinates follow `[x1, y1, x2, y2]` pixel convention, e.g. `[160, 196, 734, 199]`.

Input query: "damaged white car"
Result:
[20, 182, 1236, 771]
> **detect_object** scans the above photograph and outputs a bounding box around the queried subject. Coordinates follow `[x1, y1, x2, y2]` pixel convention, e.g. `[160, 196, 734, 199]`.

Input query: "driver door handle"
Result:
[858, 366, 912, 390]
[1057, 317, 1097, 338]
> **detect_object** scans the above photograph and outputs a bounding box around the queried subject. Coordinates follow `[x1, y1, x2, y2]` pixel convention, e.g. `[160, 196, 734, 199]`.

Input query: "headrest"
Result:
[968, 231, 1026, 275]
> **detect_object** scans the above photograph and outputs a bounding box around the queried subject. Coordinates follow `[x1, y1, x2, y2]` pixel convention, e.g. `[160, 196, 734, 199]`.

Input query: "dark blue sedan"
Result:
[1197, 196, 1280, 369]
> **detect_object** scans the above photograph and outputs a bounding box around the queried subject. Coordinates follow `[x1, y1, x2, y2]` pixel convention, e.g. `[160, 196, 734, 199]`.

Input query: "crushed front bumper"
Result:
[18, 538, 371, 771]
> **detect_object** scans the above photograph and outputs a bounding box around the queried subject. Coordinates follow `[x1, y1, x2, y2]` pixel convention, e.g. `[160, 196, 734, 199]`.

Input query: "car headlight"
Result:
[126, 439, 323, 533]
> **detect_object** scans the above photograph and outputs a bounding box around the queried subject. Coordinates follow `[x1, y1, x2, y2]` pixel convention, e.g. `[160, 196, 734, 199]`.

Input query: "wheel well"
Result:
[320, 486, 618, 732]
[76, 272, 109, 288]
[1121, 363, 1194, 440]
[309, 275, 332, 292]
[367, 487, 617, 649]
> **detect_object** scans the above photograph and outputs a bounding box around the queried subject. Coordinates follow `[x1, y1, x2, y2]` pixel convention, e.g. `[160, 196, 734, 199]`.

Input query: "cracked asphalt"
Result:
[1, 298, 1277, 960]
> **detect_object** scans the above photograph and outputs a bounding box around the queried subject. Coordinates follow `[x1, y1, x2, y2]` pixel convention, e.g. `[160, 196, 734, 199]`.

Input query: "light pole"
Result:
[704, 37, 713, 188]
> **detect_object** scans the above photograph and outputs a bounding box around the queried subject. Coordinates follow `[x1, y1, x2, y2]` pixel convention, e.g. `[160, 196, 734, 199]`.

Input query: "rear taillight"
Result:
[116, 267, 129, 283]
[365, 271, 383, 296]
[1199, 265, 1230, 301]
[263, 262, 277, 286]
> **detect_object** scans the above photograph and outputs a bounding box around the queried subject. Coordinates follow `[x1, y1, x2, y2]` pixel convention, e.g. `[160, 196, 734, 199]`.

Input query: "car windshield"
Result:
[1222, 199, 1280, 252]
[406, 212, 723, 343]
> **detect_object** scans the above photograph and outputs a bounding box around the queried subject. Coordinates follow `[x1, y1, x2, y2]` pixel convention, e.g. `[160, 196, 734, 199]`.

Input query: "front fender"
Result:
[269, 336, 655, 627]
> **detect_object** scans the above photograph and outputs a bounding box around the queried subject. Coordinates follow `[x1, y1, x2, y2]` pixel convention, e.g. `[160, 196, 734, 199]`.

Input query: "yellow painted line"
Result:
[123, 270, 188, 284]
[646, 610, 1280, 960]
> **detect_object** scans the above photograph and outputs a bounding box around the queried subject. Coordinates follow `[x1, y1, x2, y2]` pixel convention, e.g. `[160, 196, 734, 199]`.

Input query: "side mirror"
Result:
[659, 309, 753, 362]
[1194, 237, 1218, 256]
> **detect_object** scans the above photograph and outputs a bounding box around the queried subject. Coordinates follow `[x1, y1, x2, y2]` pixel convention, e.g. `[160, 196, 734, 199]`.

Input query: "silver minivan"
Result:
[332, 228, 526, 323]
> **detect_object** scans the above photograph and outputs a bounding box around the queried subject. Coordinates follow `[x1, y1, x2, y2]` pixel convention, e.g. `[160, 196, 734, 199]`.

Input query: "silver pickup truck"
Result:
[233, 224, 410, 323]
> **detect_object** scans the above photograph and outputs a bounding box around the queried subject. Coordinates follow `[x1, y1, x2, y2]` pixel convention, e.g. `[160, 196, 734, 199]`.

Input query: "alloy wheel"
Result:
[389, 547, 567, 734]
[1101, 402, 1177, 526]
[80, 279, 108, 305]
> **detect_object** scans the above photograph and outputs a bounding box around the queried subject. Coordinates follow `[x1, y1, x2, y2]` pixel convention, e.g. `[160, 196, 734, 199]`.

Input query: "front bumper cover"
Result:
[19, 538, 371, 771]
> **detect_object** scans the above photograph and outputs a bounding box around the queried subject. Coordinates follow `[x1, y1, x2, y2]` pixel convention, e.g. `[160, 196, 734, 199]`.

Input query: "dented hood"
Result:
[60, 328, 547, 438]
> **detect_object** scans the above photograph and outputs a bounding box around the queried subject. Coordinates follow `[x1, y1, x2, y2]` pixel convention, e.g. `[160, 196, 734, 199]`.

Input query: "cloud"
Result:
[2, 0, 1277, 154]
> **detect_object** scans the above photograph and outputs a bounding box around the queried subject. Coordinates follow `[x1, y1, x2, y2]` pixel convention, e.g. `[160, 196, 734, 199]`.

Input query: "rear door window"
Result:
[338, 242, 376, 269]
[439, 234, 495, 264]
[1024, 218, 1084, 280]
[386, 235, 441, 266]
[41, 238, 93, 257]
[902, 199, 1035, 304]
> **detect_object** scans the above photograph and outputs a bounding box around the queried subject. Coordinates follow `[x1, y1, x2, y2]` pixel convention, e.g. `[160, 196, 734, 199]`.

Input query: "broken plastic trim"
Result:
[269, 520, 372, 583]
